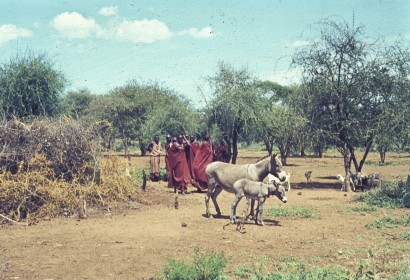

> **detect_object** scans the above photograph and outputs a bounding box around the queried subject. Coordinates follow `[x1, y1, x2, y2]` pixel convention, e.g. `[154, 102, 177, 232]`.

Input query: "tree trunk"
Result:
[139, 137, 147, 156]
[341, 144, 353, 192]
[357, 139, 373, 172]
[279, 145, 287, 166]
[300, 147, 306, 157]
[379, 146, 387, 163]
[264, 139, 273, 156]
[231, 127, 238, 164]
[225, 138, 232, 163]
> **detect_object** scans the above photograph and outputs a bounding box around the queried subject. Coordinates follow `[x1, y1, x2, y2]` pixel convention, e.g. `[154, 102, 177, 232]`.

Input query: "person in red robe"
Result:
[188, 134, 200, 188]
[192, 134, 213, 191]
[168, 134, 192, 194]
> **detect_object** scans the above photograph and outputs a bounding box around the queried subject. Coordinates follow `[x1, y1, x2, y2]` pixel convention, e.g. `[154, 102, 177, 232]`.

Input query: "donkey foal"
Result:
[231, 179, 287, 226]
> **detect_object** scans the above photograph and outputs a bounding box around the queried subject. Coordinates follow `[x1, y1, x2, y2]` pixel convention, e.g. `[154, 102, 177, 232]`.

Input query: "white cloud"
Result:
[0, 24, 32, 45]
[178, 26, 214, 39]
[262, 68, 303, 86]
[51, 12, 103, 39]
[99, 6, 118, 16]
[115, 19, 172, 43]
[290, 40, 311, 48]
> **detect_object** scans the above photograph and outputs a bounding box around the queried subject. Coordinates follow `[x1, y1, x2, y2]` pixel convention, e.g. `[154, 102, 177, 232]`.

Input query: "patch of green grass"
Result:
[351, 204, 378, 215]
[364, 160, 403, 166]
[266, 206, 319, 219]
[235, 256, 352, 280]
[366, 215, 410, 229]
[403, 231, 410, 241]
[157, 248, 227, 280]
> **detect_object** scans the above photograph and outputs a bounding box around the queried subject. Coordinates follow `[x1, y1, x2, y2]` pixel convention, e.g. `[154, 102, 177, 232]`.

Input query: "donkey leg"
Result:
[246, 199, 256, 222]
[205, 186, 214, 218]
[258, 200, 265, 226]
[211, 186, 223, 217]
[230, 196, 242, 224]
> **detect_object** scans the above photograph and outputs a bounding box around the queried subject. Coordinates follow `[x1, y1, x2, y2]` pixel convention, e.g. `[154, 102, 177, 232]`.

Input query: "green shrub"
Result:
[157, 248, 226, 280]
[356, 179, 410, 209]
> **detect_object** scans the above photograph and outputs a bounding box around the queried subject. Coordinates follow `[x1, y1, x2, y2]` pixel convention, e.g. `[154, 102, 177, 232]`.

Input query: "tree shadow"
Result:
[292, 182, 341, 190]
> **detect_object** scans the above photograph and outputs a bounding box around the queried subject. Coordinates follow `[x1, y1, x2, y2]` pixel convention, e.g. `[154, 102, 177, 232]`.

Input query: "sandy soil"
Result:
[0, 151, 409, 279]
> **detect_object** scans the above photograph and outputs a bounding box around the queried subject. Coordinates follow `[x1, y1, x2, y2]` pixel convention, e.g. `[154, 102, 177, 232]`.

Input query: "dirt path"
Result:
[1, 152, 409, 279]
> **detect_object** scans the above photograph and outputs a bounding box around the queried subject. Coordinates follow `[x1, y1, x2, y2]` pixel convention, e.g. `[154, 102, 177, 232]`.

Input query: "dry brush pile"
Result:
[0, 117, 136, 223]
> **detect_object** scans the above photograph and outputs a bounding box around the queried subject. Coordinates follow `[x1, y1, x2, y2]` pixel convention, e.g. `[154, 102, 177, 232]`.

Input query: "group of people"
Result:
[148, 133, 231, 194]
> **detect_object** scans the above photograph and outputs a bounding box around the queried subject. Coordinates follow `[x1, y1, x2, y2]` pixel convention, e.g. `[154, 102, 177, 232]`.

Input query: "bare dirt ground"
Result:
[1, 150, 409, 279]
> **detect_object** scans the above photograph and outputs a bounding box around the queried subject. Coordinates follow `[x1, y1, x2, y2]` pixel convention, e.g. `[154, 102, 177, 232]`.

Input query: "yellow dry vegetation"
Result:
[0, 154, 135, 223]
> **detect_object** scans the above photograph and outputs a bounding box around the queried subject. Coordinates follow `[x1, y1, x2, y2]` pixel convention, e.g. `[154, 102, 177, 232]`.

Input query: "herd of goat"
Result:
[202, 154, 382, 227]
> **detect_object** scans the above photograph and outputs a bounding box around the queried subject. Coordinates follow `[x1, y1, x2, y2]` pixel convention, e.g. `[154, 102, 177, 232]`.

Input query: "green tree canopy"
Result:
[0, 52, 67, 119]
[60, 89, 96, 119]
[205, 62, 265, 164]
[87, 81, 198, 155]
[292, 19, 410, 190]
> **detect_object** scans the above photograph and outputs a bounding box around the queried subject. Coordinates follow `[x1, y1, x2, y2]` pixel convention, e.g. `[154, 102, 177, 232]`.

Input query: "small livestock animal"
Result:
[350, 171, 368, 192]
[336, 173, 355, 191]
[230, 179, 287, 226]
[267, 173, 291, 192]
[305, 171, 313, 186]
[337, 174, 346, 191]
[367, 173, 383, 188]
[205, 154, 287, 218]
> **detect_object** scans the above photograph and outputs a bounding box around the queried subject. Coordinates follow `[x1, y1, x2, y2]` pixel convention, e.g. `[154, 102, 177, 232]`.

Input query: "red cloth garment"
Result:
[192, 141, 213, 189]
[189, 141, 200, 180]
[168, 142, 192, 191]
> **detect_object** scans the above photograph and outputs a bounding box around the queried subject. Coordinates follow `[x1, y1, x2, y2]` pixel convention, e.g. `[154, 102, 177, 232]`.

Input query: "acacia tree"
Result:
[260, 104, 305, 165]
[88, 81, 198, 156]
[60, 89, 96, 119]
[0, 52, 66, 119]
[292, 19, 410, 191]
[205, 62, 264, 164]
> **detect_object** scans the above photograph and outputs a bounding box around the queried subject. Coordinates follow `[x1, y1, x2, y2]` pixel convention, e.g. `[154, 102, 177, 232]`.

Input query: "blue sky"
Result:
[1, 1, 409, 107]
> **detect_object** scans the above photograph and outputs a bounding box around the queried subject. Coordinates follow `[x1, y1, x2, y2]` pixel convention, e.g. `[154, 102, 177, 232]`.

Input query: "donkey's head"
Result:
[268, 183, 287, 203]
[269, 154, 287, 182]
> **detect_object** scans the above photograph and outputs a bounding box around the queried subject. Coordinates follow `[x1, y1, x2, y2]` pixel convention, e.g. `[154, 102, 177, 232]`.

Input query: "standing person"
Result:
[164, 134, 173, 188]
[215, 138, 230, 163]
[192, 134, 213, 191]
[168, 134, 192, 194]
[148, 135, 162, 181]
[188, 134, 200, 188]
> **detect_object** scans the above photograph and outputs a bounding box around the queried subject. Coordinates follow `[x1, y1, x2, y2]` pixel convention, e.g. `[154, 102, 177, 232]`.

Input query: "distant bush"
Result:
[356, 178, 410, 209]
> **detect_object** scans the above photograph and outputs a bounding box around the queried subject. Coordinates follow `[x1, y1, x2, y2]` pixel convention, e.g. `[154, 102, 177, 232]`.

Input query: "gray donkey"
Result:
[205, 154, 286, 218]
[231, 179, 287, 226]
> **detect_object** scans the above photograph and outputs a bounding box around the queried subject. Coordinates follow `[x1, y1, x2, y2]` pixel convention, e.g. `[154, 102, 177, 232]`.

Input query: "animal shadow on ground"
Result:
[201, 214, 231, 220]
